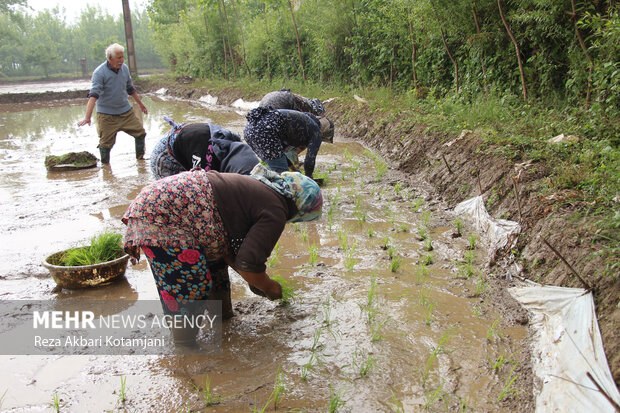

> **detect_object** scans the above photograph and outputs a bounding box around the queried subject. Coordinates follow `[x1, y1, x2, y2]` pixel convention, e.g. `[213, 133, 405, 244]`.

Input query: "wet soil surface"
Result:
[0, 88, 535, 411]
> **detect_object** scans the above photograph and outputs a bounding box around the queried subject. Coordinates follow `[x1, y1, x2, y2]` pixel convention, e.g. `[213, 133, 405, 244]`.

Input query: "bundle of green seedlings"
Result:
[270, 274, 299, 305]
[56, 232, 124, 266]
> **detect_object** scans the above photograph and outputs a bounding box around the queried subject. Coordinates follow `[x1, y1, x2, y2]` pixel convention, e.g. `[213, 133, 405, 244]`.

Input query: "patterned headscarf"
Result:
[250, 164, 323, 223]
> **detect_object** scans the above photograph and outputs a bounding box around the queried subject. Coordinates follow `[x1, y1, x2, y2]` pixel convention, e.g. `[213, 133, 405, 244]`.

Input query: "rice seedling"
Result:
[327, 384, 346, 412]
[474, 276, 488, 297]
[418, 226, 428, 240]
[338, 230, 349, 250]
[370, 318, 389, 342]
[398, 223, 409, 233]
[419, 289, 435, 326]
[415, 262, 428, 284]
[353, 195, 367, 226]
[472, 304, 483, 317]
[464, 249, 475, 265]
[270, 273, 300, 305]
[375, 158, 388, 181]
[412, 198, 424, 212]
[321, 296, 335, 327]
[344, 242, 357, 271]
[0, 390, 6, 410]
[271, 367, 286, 409]
[59, 231, 124, 266]
[390, 254, 402, 273]
[301, 353, 318, 381]
[50, 392, 65, 412]
[421, 211, 431, 227]
[423, 384, 446, 410]
[486, 318, 504, 342]
[458, 262, 476, 279]
[394, 182, 404, 196]
[422, 254, 433, 266]
[195, 375, 220, 407]
[382, 236, 391, 249]
[311, 328, 323, 352]
[491, 353, 515, 372]
[368, 228, 375, 237]
[268, 241, 280, 267]
[424, 238, 433, 252]
[344, 148, 353, 162]
[454, 218, 464, 237]
[308, 243, 319, 265]
[496, 364, 519, 402]
[384, 200, 393, 217]
[363, 273, 379, 324]
[422, 328, 454, 384]
[468, 234, 479, 250]
[300, 226, 308, 243]
[351, 350, 376, 377]
[117, 376, 127, 404]
[388, 390, 405, 413]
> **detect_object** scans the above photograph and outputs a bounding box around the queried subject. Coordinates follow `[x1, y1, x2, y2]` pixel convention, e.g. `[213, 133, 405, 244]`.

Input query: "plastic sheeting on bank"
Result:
[453, 195, 521, 254]
[509, 283, 620, 412]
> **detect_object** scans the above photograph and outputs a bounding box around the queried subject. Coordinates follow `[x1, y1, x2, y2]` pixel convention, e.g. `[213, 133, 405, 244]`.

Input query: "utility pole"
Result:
[122, 0, 138, 76]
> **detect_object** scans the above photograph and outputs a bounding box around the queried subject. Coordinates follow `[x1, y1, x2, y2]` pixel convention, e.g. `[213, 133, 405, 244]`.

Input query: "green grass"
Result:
[55, 231, 124, 266]
[308, 243, 319, 265]
[351, 349, 376, 377]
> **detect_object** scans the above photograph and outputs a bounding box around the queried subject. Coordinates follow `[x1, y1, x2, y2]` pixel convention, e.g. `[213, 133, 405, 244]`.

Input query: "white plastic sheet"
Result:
[454, 195, 521, 252]
[509, 284, 620, 412]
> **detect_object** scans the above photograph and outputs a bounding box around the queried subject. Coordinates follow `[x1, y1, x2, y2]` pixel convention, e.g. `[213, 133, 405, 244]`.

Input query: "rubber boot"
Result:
[170, 325, 200, 351]
[99, 147, 111, 164]
[135, 135, 146, 160]
[208, 288, 234, 320]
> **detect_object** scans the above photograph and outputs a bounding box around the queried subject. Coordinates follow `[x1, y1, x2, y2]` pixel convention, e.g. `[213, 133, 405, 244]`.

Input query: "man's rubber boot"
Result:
[135, 135, 146, 160]
[99, 147, 111, 164]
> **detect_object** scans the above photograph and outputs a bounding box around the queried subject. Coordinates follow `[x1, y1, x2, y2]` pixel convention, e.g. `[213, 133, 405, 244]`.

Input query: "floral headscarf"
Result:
[250, 164, 323, 223]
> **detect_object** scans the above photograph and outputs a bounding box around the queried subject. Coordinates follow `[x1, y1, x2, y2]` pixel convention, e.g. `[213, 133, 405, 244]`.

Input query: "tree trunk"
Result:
[216, 0, 228, 79]
[262, 2, 271, 81]
[471, 4, 489, 93]
[497, 0, 527, 101]
[440, 27, 459, 93]
[407, 6, 418, 94]
[571, 0, 593, 108]
[287, 0, 306, 82]
[220, 0, 237, 79]
[202, 12, 215, 75]
[230, 0, 251, 78]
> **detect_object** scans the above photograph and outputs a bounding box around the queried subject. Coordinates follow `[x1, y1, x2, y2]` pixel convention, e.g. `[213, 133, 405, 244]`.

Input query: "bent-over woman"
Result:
[244, 107, 333, 179]
[259, 88, 325, 116]
[122, 164, 322, 346]
[150, 118, 260, 179]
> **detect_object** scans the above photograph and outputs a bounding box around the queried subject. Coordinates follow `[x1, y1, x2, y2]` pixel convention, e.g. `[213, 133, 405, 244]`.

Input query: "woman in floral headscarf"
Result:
[121, 164, 322, 346]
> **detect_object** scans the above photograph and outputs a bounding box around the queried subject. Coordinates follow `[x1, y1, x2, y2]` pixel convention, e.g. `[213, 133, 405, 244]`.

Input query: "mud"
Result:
[1, 83, 540, 411]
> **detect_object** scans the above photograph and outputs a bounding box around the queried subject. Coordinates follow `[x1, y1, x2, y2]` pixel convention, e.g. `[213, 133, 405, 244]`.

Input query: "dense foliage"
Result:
[145, 0, 618, 112]
[0, 2, 163, 78]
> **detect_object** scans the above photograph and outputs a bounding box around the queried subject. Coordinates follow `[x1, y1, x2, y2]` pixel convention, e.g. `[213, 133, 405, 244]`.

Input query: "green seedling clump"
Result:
[55, 231, 124, 266]
[271, 274, 300, 305]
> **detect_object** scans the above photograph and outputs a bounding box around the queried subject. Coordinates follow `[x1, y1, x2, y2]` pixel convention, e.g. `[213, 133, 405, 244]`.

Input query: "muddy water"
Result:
[0, 93, 528, 412]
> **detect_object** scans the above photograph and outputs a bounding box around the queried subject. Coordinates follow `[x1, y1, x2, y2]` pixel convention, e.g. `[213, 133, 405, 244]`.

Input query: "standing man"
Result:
[78, 43, 148, 163]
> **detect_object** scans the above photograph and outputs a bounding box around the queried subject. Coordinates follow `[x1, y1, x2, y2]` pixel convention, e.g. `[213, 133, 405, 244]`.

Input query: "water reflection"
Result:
[0, 95, 247, 280]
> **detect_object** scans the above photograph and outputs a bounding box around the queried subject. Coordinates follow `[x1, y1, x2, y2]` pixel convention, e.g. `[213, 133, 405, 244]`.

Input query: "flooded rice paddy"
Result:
[0, 92, 529, 412]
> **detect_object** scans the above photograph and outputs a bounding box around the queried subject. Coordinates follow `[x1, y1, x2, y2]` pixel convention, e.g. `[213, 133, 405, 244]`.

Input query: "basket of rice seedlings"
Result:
[42, 231, 129, 290]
